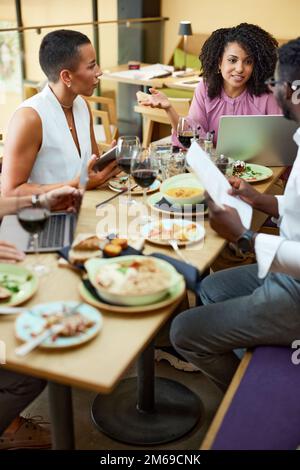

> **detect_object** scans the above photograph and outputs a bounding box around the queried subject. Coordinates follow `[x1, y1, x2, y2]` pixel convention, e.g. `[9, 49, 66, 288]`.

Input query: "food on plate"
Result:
[232, 160, 246, 175]
[111, 238, 128, 249]
[69, 233, 103, 263]
[148, 222, 198, 243]
[232, 161, 263, 181]
[0, 273, 32, 300]
[136, 90, 150, 103]
[165, 187, 203, 199]
[103, 243, 122, 257]
[0, 286, 12, 300]
[33, 309, 95, 339]
[96, 258, 171, 295]
[75, 236, 101, 251]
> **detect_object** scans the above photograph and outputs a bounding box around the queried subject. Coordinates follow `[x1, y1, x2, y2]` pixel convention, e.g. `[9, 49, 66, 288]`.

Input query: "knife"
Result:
[15, 324, 64, 357]
[95, 185, 138, 208]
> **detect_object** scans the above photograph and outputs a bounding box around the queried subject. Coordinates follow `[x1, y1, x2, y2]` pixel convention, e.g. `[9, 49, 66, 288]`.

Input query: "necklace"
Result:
[61, 103, 73, 110]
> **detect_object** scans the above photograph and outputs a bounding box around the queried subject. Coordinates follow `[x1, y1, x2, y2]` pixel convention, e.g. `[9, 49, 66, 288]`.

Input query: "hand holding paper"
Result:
[186, 142, 253, 229]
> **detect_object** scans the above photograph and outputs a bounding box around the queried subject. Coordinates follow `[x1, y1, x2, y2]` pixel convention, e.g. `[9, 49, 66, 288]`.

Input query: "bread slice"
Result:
[72, 234, 101, 251]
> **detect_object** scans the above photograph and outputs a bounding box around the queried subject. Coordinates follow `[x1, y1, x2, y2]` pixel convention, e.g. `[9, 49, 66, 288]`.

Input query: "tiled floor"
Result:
[24, 360, 222, 450]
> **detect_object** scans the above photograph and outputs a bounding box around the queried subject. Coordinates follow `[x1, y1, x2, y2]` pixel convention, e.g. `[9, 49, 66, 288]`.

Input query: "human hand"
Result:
[208, 198, 245, 242]
[86, 155, 119, 190]
[140, 88, 171, 110]
[41, 186, 82, 213]
[0, 241, 25, 263]
[228, 176, 261, 207]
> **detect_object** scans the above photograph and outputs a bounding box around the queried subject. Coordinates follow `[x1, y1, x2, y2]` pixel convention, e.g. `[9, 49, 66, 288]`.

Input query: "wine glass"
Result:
[131, 149, 159, 224]
[115, 135, 141, 205]
[17, 194, 51, 276]
[177, 117, 199, 149]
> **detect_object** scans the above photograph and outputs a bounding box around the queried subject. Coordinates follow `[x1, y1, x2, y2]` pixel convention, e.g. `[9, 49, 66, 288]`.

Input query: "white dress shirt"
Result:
[255, 127, 300, 279]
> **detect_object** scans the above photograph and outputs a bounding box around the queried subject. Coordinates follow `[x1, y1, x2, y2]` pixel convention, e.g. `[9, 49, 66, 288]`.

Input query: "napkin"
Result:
[186, 141, 253, 229]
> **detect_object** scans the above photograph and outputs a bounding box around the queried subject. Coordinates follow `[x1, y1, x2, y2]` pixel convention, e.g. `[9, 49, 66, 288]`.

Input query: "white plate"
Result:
[15, 302, 102, 349]
[141, 219, 205, 246]
[109, 176, 160, 195]
[234, 163, 273, 183]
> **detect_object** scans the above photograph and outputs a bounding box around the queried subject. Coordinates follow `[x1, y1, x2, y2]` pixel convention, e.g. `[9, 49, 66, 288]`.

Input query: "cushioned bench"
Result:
[202, 346, 300, 450]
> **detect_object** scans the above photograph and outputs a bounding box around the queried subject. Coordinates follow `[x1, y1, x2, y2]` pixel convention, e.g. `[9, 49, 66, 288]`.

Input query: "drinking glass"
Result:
[115, 135, 141, 205]
[17, 194, 50, 276]
[168, 149, 186, 177]
[131, 149, 159, 224]
[177, 117, 199, 149]
[150, 142, 172, 181]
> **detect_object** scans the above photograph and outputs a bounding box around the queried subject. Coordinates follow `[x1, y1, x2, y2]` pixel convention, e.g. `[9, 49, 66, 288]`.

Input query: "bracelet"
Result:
[31, 194, 41, 208]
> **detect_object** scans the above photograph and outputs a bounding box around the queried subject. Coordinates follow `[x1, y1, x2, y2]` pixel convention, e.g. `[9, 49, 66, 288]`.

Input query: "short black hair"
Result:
[39, 29, 91, 82]
[278, 37, 300, 83]
[200, 23, 278, 99]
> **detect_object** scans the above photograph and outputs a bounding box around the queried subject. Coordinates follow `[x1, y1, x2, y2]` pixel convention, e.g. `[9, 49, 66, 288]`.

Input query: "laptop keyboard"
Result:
[26, 214, 74, 250]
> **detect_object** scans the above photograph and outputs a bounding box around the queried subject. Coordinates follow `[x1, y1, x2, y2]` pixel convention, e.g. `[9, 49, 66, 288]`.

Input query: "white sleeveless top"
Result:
[18, 84, 91, 184]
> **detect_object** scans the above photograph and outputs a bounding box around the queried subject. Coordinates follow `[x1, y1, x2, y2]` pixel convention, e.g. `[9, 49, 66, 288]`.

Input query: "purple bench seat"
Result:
[212, 346, 300, 450]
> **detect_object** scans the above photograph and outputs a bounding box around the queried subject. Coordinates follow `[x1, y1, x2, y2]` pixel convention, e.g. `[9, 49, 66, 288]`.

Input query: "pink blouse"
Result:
[172, 78, 282, 146]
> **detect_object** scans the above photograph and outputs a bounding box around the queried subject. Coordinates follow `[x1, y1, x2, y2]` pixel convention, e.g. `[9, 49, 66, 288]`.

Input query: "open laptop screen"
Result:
[216, 115, 298, 166]
[0, 151, 89, 253]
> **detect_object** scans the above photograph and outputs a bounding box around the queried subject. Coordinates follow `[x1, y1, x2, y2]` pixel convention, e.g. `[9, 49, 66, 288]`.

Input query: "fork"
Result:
[168, 239, 195, 267]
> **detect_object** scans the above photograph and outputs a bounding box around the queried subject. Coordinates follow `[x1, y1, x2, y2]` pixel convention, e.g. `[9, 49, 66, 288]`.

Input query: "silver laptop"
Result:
[0, 153, 89, 253]
[216, 115, 298, 166]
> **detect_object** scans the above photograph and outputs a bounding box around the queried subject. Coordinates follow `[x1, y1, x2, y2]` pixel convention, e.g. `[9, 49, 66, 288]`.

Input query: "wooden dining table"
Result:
[0, 166, 285, 449]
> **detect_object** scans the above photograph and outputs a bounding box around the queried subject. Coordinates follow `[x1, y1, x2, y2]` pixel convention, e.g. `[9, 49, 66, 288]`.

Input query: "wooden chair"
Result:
[84, 95, 118, 151]
[134, 98, 191, 148]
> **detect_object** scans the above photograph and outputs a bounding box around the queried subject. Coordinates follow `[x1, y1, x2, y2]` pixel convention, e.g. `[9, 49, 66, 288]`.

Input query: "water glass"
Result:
[150, 143, 172, 180]
[168, 150, 186, 177]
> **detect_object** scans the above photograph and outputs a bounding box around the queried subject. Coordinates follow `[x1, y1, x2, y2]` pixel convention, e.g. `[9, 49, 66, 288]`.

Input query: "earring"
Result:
[67, 83, 71, 88]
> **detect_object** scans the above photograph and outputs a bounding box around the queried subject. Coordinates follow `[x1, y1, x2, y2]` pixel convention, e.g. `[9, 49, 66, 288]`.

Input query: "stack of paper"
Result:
[186, 142, 253, 229]
[107, 64, 173, 81]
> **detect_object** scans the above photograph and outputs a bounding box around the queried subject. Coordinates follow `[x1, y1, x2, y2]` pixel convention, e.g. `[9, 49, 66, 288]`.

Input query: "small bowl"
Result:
[160, 173, 205, 206]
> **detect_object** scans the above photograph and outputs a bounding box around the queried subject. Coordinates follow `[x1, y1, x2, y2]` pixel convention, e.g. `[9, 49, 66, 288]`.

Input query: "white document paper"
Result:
[107, 64, 173, 81]
[186, 141, 253, 229]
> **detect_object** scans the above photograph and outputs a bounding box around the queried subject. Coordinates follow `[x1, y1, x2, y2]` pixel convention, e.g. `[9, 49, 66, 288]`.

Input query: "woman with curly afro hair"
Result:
[142, 23, 282, 146]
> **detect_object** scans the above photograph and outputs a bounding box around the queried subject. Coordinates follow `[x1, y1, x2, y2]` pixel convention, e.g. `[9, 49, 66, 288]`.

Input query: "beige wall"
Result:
[22, 0, 118, 81]
[162, 0, 300, 62]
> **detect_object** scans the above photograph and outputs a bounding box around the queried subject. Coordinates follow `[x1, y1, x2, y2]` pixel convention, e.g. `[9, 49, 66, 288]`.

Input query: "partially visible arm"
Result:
[1, 108, 78, 196]
[228, 176, 280, 218]
[0, 196, 31, 218]
[270, 239, 300, 278]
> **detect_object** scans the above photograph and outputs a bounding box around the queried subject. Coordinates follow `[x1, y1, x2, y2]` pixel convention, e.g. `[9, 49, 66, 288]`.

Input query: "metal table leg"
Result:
[48, 381, 75, 450]
[91, 341, 202, 445]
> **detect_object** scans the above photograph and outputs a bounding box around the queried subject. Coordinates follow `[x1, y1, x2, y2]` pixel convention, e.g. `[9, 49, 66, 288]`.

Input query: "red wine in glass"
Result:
[132, 169, 157, 188]
[17, 207, 50, 234]
[117, 157, 132, 174]
[178, 132, 199, 148]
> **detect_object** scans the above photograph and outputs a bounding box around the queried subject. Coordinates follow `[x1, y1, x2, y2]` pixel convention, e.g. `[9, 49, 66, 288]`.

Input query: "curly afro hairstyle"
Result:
[199, 23, 278, 99]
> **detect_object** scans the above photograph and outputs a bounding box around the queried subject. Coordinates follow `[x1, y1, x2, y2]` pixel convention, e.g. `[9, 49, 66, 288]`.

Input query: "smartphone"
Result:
[92, 145, 117, 172]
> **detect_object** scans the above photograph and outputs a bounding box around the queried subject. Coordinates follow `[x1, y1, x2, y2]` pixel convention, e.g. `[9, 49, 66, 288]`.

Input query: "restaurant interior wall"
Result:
[161, 0, 300, 63]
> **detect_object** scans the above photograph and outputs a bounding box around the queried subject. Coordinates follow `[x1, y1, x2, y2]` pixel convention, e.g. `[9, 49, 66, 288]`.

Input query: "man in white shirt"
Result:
[170, 38, 300, 392]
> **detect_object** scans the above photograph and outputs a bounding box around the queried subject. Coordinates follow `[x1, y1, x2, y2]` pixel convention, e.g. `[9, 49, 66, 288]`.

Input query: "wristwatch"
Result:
[236, 229, 256, 253]
[31, 194, 41, 208]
